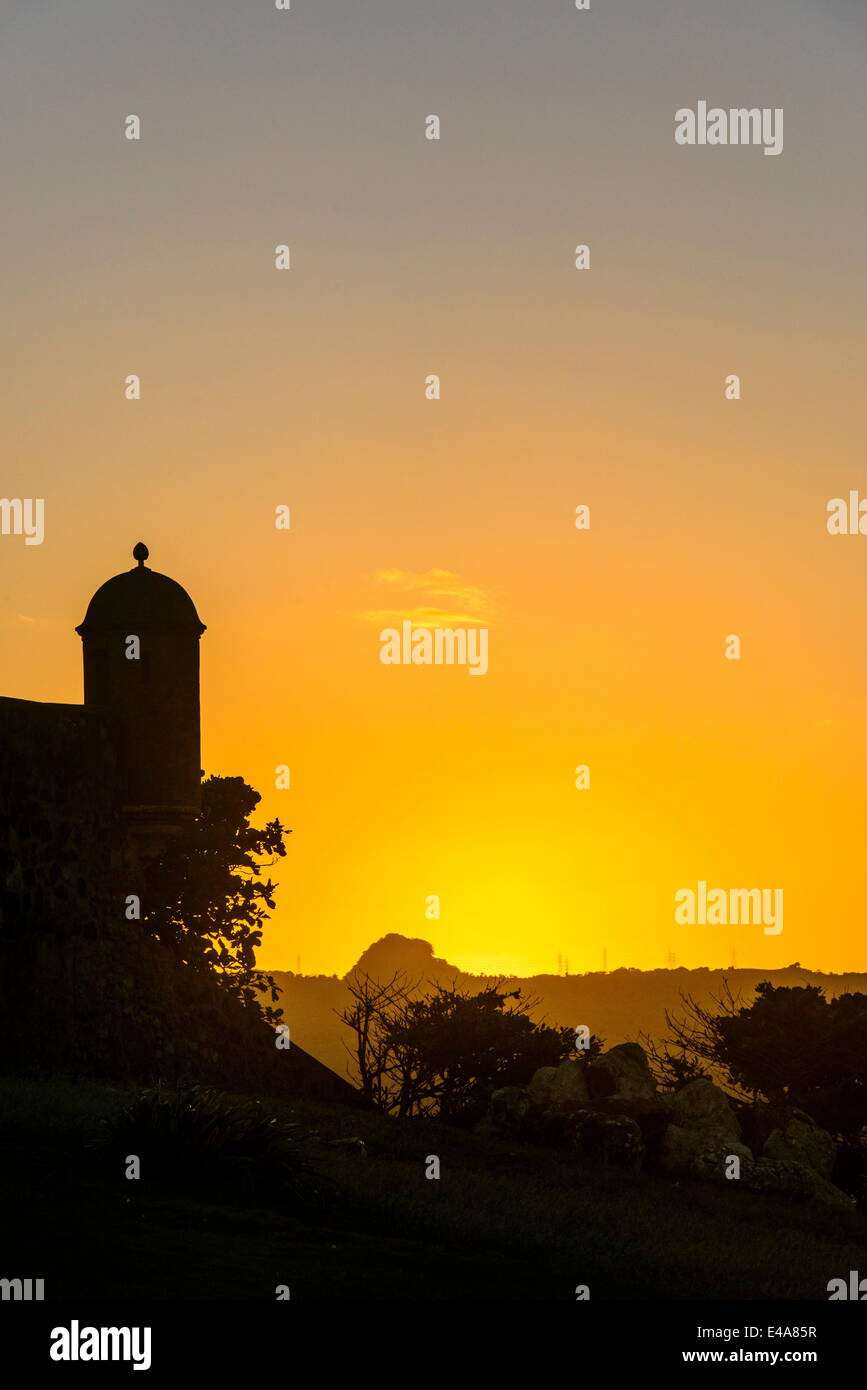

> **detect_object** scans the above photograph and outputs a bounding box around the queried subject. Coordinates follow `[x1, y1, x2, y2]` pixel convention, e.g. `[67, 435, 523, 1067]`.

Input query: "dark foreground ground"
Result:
[1, 1076, 864, 1301]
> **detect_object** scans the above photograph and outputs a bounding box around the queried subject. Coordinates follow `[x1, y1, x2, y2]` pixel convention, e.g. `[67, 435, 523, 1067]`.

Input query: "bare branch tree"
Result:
[336, 973, 575, 1118]
[336, 970, 422, 1113]
[639, 979, 756, 1102]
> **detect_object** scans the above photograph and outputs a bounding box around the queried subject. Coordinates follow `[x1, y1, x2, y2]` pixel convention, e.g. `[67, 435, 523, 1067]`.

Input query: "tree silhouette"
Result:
[647, 980, 867, 1141]
[143, 774, 287, 1023]
[338, 973, 575, 1117]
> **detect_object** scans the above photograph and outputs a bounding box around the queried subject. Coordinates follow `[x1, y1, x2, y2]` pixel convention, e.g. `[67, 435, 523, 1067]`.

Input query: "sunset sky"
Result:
[2, 0, 866, 976]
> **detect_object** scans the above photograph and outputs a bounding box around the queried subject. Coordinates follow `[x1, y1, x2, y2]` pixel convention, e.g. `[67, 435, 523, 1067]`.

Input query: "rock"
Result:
[528, 1059, 590, 1112]
[660, 1124, 854, 1209]
[660, 1124, 752, 1181]
[477, 1086, 531, 1139]
[804, 1175, 855, 1211]
[587, 1042, 656, 1101]
[670, 1078, 740, 1138]
[528, 1067, 558, 1105]
[523, 1109, 570, 1148]
[762, 1111, 837, 1180]
[742, 1158, 853, 1210]
[566, 1109, 645, 1172]
[594, 1095, 674, 1162]
[689, 1140, 754, 1184]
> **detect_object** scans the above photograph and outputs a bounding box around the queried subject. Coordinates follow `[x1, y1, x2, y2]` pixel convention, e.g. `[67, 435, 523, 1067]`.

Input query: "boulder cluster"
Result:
[478, 1042, 852, 1209]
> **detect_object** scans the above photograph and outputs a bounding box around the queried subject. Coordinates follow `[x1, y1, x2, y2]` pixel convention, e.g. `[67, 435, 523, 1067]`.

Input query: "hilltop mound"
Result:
[347, 933, 458, 983]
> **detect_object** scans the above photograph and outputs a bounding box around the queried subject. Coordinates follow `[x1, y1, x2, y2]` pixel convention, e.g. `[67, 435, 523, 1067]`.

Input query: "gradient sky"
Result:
[2, 0, 866, 975]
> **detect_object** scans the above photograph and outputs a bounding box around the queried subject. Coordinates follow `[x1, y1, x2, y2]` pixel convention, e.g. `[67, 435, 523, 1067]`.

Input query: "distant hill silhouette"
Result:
[269, 935, 867, 1084]
[351, 933, 457, 981]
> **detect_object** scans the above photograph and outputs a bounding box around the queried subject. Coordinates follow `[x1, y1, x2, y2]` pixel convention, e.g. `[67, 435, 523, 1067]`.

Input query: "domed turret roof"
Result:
[76, 543, 206, 636]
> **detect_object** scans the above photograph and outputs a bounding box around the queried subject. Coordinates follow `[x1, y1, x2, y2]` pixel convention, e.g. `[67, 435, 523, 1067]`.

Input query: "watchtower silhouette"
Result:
[75, 542, 206, 860]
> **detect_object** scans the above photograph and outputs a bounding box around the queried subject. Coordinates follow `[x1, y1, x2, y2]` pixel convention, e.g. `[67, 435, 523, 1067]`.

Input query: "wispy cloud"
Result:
[358, 569, 494, 629]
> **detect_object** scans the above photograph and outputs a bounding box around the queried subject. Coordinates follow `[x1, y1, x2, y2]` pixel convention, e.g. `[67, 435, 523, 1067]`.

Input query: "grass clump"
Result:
[91, 1085, 320, 1205]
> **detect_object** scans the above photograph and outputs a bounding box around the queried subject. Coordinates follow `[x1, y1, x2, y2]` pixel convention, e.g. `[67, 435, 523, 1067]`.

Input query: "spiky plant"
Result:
[92, 1086, 320, 1204]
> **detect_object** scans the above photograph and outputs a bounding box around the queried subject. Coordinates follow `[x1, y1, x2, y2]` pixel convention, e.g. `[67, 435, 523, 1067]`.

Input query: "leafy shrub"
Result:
[340, 973, 580, 1118]
[92, 1086, 320, 1204]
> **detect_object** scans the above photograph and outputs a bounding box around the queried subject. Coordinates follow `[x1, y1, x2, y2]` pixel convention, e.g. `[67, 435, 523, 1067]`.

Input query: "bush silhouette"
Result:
[143, 775, 288, 1024]
[652, 981, 867, 1140]
[93, 1087, 318, 1204]
[339, 974, 576, 1117]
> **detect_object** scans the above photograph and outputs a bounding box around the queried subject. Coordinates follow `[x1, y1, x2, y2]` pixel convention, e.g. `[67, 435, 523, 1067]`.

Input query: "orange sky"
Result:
[2, 0, 866, 976]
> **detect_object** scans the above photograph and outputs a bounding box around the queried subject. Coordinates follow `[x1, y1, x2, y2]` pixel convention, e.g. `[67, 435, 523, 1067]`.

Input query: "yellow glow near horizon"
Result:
[2, 0, 865, 980]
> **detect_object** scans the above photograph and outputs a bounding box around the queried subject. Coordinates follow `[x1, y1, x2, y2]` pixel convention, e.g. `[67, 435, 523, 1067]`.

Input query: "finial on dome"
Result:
[133, 542, 149, 568]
